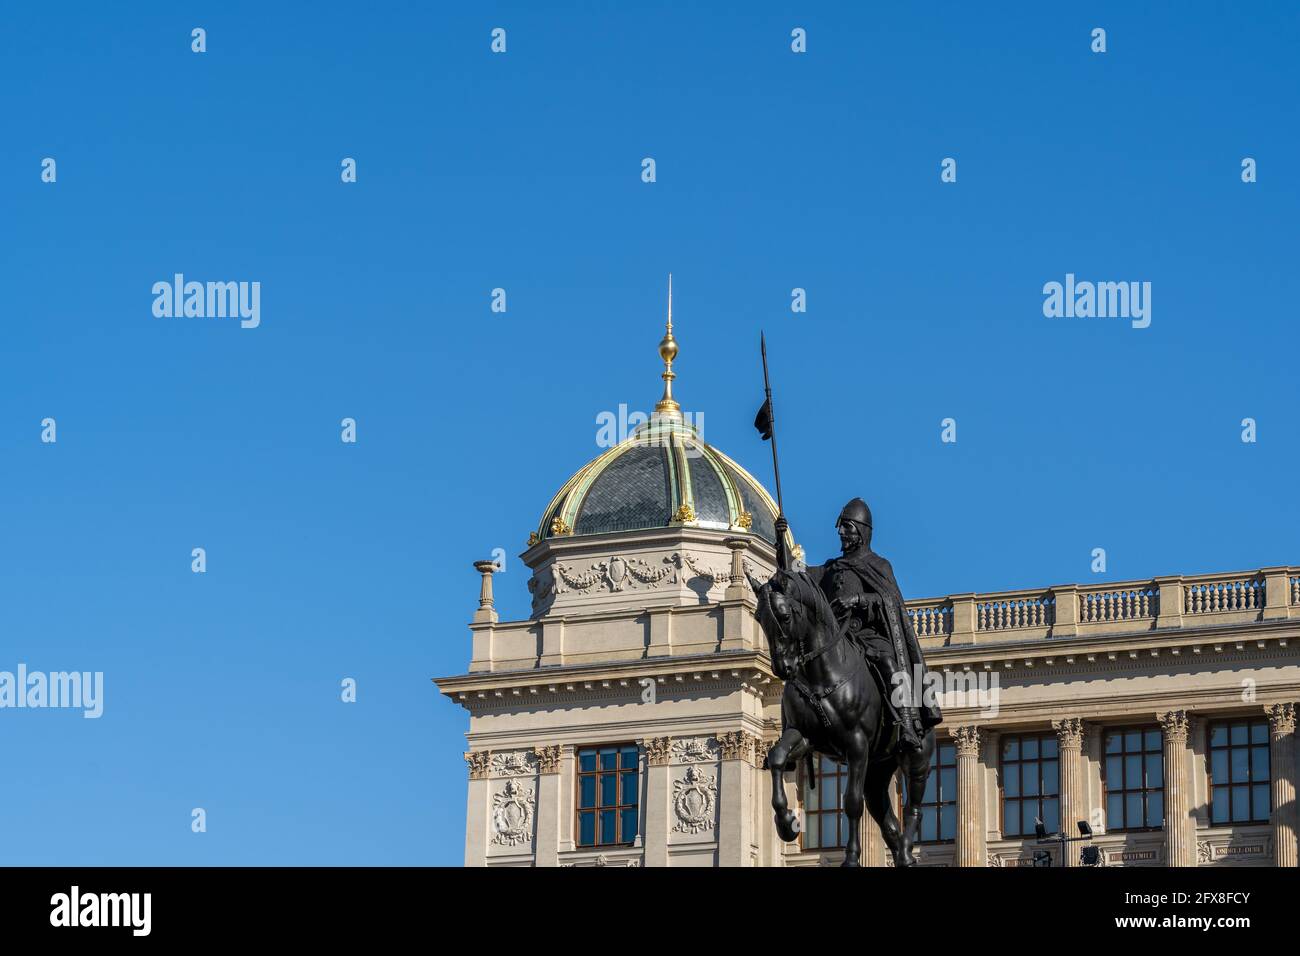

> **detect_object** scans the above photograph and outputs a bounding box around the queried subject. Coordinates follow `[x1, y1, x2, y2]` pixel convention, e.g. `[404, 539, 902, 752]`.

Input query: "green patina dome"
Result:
[532, 417, 780, 545]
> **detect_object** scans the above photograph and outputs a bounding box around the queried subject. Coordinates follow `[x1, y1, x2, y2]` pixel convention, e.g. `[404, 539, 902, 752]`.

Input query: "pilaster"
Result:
[643, 737, 672, 867]
[533, 745, 563, 866]
[464, 751, 491, 866]
[718, 731, 758, 866]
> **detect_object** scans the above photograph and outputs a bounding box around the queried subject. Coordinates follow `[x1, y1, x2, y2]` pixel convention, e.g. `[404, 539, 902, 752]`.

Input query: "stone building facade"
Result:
[435, 316, 1300, 867]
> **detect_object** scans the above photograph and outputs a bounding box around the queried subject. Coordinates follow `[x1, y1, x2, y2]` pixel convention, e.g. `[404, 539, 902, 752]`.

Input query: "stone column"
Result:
[1268, 703, 1298, 867]
[533, 745, 562, 866]
[1052, 718, 1085, 866]
[464, 751, 491, 866]
[1159, 710, 1195, 866]
[642, 737, 671, 867]
[953, 726, 984, 867]
[720, 539, 752, 651]
[718, 731, 757, 866]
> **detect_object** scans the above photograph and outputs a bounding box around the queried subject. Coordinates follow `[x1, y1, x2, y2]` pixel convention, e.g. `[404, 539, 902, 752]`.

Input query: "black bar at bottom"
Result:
[0, 865, 1279, 941]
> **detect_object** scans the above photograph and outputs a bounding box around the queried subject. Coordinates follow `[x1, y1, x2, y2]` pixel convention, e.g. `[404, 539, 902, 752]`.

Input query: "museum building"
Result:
[435, 313, 1300, 868]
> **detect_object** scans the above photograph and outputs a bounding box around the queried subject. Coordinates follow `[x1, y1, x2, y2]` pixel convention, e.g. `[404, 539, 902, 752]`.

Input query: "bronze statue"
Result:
[749, 503, 940, 866]
[751, 336, 942, 865]
[780, 500, 942, 753]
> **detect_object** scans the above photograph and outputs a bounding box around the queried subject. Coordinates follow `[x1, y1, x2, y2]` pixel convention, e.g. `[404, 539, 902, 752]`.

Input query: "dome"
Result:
[531, 417, 780, 545]
[528, 277, 789, 550]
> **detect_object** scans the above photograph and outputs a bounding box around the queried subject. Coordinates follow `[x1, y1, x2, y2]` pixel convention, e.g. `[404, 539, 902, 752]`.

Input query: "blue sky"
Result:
[2, 2, 1296, 864]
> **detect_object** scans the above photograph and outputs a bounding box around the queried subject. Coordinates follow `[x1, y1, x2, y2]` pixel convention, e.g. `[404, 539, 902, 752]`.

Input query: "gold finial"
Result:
[654, 274, 682, 420]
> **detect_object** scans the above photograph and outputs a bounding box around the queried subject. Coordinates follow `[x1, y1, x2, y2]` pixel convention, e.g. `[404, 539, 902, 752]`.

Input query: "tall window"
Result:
[800, 755, 848, 850]
[918, 741, 958, 843]
[576, 744, 639, 847]
[1103, 728, 1164, 830]
[1000, 733, 1059, 837]
[1208, 720, 1271, 825]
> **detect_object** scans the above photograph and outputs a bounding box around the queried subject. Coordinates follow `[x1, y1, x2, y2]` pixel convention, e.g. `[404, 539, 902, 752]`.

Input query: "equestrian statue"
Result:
[750, 335, 943, 867]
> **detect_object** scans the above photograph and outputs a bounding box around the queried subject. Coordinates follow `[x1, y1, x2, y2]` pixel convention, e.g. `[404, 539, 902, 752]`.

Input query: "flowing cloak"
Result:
[806, 549, 943, 729]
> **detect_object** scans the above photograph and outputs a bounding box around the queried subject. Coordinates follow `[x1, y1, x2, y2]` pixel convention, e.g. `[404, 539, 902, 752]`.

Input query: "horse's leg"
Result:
[865, 757, 905, 865]
[769, 727, 810, 843]
[898, 729, 936, 866]
[840, 734, 870, 867]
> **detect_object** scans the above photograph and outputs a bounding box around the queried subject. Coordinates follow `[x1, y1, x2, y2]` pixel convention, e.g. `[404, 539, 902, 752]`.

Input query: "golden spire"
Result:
[654, 274, 682, 420]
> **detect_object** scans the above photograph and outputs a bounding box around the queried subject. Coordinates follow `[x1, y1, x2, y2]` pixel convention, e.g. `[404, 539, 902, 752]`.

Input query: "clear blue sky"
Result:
[2, 2, 1296, 865]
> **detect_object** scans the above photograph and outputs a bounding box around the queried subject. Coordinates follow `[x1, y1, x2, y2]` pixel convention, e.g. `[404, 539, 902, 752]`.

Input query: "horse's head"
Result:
[747, 568, 838, 679]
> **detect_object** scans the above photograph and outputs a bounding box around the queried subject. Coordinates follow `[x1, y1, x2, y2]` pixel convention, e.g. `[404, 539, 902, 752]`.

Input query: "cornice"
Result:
[436, 650, 779, 711]
[940, 685, 1300, 727]
[928, 621, 1296, 679]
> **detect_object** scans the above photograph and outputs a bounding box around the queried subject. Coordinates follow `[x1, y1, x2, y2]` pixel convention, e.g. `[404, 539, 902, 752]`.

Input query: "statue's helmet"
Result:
[837, 497, 873, 533]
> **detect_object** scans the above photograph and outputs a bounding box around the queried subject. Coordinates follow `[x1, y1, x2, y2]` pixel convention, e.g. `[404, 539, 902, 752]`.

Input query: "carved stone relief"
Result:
[670, 736, 720, 763]
[672, 764, 718, 834]
[491, 779, 535, 847]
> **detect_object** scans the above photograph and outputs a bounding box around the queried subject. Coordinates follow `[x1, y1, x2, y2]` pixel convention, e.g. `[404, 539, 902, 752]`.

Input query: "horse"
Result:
[747, 567, 935, 867]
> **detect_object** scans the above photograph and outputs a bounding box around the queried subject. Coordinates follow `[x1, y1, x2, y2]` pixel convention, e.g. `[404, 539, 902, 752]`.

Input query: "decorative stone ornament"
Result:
[672, 764, 717, 834]
[644, 737, 672, 766]
[671, 737, 719, 763]
[492, 779, 535, 847]
[465, 751, 491, 780]
[491, 750, 537, 777]
[533, 744, 562, 774]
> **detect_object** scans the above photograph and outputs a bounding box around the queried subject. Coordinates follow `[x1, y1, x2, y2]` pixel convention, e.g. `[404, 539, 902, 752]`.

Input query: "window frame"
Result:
[573, 742, 641, 848]
[1207, 718, 1272, 826]
[798, 755, 850, 851]
[914, 740, 958, 845]
[1101, 726, 1165, 832]
[999, 732, 1061, 839]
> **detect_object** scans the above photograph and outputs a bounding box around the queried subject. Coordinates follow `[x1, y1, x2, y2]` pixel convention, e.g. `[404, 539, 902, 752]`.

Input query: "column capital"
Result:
[718, 729, 761, 762]
[643, 736, 672, 766]
[952, 725, 982, 757]
[465, 750, 491, 780]
[1052, 717, 1085, 749]
[1158, 710, 1191, 743]
[533, 744, 563, 774]
[1268, 702, 1297, 737]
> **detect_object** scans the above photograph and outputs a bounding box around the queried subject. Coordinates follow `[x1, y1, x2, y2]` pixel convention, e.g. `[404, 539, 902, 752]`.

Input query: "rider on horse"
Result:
[774, 498, 942, 755]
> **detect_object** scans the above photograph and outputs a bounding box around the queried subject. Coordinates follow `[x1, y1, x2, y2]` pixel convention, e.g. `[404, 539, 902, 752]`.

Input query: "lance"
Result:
[755, 332, 785, 516]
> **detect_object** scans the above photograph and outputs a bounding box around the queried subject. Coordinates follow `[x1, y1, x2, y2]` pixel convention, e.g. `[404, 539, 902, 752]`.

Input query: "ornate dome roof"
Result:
[532, 417, 780, 545]
[529, 277, 784, 548]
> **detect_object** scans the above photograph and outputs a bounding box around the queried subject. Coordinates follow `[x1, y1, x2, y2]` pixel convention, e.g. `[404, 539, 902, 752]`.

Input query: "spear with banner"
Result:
[753, 332, 784, 518]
